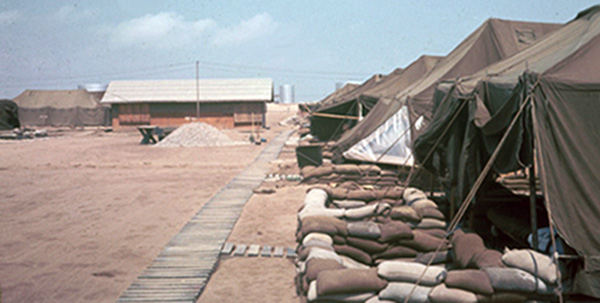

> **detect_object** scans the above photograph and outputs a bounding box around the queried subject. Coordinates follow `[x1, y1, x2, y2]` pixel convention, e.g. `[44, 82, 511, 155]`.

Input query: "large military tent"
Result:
[413, 6, 600, 298]
[332, 18, 561, 165]
[13, 89, 109, 127]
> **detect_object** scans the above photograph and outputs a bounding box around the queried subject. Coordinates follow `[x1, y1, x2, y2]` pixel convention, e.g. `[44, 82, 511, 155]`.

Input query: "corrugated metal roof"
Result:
[101, 78, 273, 104]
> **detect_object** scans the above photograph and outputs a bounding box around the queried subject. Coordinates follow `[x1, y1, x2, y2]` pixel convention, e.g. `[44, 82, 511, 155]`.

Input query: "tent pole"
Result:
[529, 159, 538, 250]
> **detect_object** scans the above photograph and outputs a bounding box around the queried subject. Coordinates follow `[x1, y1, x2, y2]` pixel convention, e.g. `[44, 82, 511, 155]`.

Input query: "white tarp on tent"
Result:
[343, 105, 423, 165]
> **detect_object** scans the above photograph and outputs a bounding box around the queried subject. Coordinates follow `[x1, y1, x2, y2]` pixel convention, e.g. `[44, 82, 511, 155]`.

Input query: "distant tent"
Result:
[13, 89, 110, 127]
[0, 100, 20, 130]
[300, 83, 360, 114]
[333, 18, 561, 165]
[310, 74, 385, 141]
[414, 6, 600, 298]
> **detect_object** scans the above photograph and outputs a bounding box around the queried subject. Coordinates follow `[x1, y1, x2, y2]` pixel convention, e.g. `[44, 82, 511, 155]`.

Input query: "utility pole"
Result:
[196, 61, 200, 119]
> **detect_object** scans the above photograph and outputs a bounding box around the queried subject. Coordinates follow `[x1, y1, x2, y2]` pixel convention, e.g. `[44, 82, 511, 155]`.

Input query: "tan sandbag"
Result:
[428, 284, 477, 303]
[390, 206, 422, 222]
[365, 296, 396, 303]
[378, 221, 414, 243]
[338, 181, 362, 190]
[471, 249, 504, 269]
[420, 228, 447, 239]
[331, 187, 349, 200]
[501, 248, 557, 285]
[316, 268, 388, 296]
[403, 187, 427, 204]
[377, 260, 447, 286]
[301, 165, 316, 177]
[378, 282, 432, 303]
[444, 269, 494, 295]
[340, 254, 371, 269]
[313, 292, 377, 303]
[374, 257, 416, 265]
[415, 218, 446, 229]
[344, 203, 378, 220]
[347, 221, 381, 239]
[346, 236, 389, 253]
[398, 231, 449, 252]
[333, 235, 347, 244]
[298, 206, 345, 221]
[300, 216, 349, 238]
[298, 241, 334, 260]
[332, 199, 367, 209]
[418, 207, 445, 220]
[347, 190, 378, 202]
[451, 230, 485, 269]
[375, 187, 404, 200]
[415, 251, 450, 265]
[375, 202, 392, 217]
[410, 198, 438, 209]
[304, 258, 344, 281]
[476, 293, 527, 303]
[303, 232, 334, 246]
[373, 245, 418, 260]
[483, 267, 554, 294]
[305, 247, 342, 264]
[334, 164, 362, 175]
[304, 165, 335, 179]
[333, 244, 373, 265]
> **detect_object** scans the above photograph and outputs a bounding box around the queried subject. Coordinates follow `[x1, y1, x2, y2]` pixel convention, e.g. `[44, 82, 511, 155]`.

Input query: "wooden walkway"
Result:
[117, 130, 293, 303]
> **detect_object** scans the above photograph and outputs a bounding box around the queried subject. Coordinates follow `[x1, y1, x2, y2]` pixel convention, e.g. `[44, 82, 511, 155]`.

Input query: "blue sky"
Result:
[0, 1, 597, 101]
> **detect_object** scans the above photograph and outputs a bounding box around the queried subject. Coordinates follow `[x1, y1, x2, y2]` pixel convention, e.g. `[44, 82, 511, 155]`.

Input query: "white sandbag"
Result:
[306, 247, 343, 264]
[428, 284, 477, 303]
[297, 260, 306, 274]
[347, 221, 381, 239]
[340, 254, 371, 269]
[303, 232, 334, 246]
[377, 260, 447, 286]
[484, 267, 554, 294]
[298, 207, 345, 221]
[501, 248, 557, 285]
[376, 202, 392, 216]
[333, 200, 367, 209]
[378, 282, 432, 303]
[345, 203, 378, 220]
[403, 188, 427, 204]
[410, 199, 438, 209]
[308, 280, 318, 302]
[305, 188, 329, 208]
[314, 292, 377, 303]
[415, 218, 446, 229]
[365, 296, 396, 303]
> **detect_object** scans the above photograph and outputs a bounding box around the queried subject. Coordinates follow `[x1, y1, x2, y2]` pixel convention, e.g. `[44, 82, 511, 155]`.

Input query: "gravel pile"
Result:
[155, 122, 247, 147]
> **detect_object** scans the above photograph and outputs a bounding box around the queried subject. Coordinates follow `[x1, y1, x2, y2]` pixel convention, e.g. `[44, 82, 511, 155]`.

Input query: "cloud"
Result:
[109, 12, 215, 49]
[54, 5, 95, 22]
[0, 10, 20, 25]
[212, 13, 278, 46]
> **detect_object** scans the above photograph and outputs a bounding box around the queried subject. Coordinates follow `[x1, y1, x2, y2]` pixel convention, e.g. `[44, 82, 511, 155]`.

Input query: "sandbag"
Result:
[415, 218, 446, 229]
[428, 284, 477, 303]
[347, 221, 381, 239]
[316, 268, 388, 296]
[417, 207, 445, 220]
[305, 188, 329, 207]
[300, 216, 348, 238]
[373, 245, 418, 260]
[346, 236, 389, 254]
[415, 251, 450, 265]
[378, 260, 447, 286]
[359, 164, 382, 176]
[334, 164, 362, 175]
[347, 190, 377, 202]
[444, 269, 494, 295]
[344, 203, 378, 220]
[471, 249, 504, 269]
[313, 292, 376, 303]
[332, 200, 367, 209]
[331, 187, 349, 200]
[377, 187, 404, 200]
[451, 231, 485, 269]
[334, 244, 373, 265]
[501, 249, 557, 285]
[403, 188, 427, 204]
[375, 202, 392, 217]
[304, 258, 344, 282]
[303, 165, 334, 179]
[378, 282, 432, 303]
[333, 235, 347, 244]
[378, 221, 414, 243]
[420, 228, 447, 239]
[305, 247, 343, 264]
[298, 206, 345, 221]
[340, 255, 371, 270]
[303, 232, 334, 246]
[298, 242, 334, 260]
[483, 267, 553, 294]
[398, 231, 449, 252]
[390, 206, 422, 222]
[410, 199, 438, 209]
[476, 293, 527, 303]
[365, 296, 396, 303]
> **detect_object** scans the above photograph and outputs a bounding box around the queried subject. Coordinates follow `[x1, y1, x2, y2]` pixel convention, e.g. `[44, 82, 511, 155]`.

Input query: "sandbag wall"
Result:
[301, 164, 401, 187]
[295, 186, 561, 303]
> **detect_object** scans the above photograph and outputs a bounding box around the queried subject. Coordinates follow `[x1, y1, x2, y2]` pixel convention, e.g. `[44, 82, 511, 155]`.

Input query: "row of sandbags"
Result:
[295, 186, 560, 303]
[301, 164, 402, 187]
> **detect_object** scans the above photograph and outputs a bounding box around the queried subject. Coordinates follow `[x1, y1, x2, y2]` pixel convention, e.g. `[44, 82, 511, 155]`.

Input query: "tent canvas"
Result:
[413, 6, 600, 298]
[0, 100, 20, 130]
[333, 18, 561, 165]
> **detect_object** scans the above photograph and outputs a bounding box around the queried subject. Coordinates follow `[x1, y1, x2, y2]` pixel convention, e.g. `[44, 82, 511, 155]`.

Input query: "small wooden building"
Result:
[100, 78, 273, 129]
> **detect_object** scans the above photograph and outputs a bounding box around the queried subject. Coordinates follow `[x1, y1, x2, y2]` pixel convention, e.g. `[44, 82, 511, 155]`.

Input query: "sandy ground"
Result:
[0, 104, 299, 302]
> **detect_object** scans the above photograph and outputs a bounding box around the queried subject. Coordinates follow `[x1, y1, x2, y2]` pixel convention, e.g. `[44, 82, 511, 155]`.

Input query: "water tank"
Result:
[279, 84, 295, 103]
[77, 83, 108, 93]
